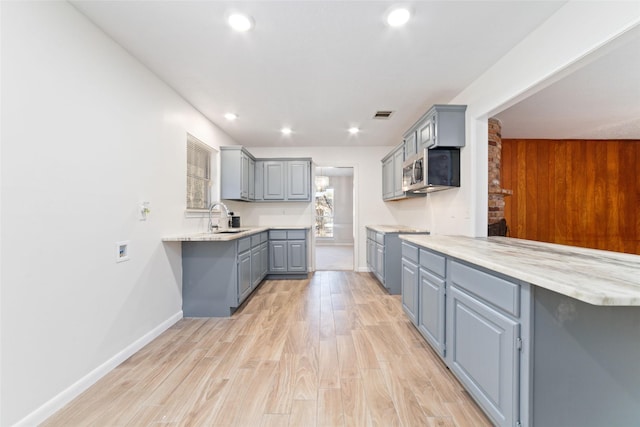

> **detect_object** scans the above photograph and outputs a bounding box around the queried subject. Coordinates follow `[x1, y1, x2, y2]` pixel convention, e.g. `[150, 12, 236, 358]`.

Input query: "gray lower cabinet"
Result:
[366, 227, 429, 295]
[401, 244, 529, 427]
[401, 243, 419, 325]
[182, 232, 269, 317]
[268, 229, 307, 276]
[238, 249, 252, 301]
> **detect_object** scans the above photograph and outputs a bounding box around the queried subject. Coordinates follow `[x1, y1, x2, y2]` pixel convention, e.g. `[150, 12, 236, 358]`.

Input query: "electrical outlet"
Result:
[116, 241, 130, 263]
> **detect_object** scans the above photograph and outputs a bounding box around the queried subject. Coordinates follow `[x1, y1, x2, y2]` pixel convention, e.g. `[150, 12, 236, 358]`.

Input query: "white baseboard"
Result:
[14, 310, 183, 427]
[356, 267, 372, 273]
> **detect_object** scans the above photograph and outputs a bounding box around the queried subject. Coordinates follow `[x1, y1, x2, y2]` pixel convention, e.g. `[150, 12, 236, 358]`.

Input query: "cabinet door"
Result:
[248, 158, 255, 200]
[366, 238, 373, 270]
[269, 241, 287, 272]
[375, 243, 385, 283]
[418, 268, 446, 357]
[286, 161, 310, 200]
[260, 243, 269, 278]
[417, 114, 434, 150]
[382, 157, 394, 199]
[447, 285, 519, 427]
[264, 161, 285, 200]
[254, 160, 264, 201]
[404, 133, 417, 158]
[287, 240, 307, 272]
[238, 250, 252, 302]
[251, 246, 261, 288]
[393, 147, 404, 197]
[401, 257, 419, 325]
[241, 153, 250, 199]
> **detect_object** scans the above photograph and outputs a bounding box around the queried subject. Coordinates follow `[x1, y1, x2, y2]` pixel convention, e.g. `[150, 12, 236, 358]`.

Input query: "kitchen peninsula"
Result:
[163, 226, 310, 317]
[399, 235, 640, 427]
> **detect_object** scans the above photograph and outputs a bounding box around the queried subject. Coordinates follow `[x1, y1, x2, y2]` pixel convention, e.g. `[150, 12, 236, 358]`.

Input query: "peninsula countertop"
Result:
[398, 235, 640, 306]
[366, 225, 430, 234]
[162, 226, 310, 242]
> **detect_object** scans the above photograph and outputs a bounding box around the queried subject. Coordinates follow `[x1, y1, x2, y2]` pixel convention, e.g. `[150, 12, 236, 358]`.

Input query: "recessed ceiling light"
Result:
[281, 127, 292, 135]
[348, 127, 360, 135]
[228, 13, 253, 32]
[387, 8, 411, 27]
[224, 113, 238, 121]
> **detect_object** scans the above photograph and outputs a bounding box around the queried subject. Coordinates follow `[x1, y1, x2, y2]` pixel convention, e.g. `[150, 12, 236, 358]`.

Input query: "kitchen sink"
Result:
[211, 228, 248, 234]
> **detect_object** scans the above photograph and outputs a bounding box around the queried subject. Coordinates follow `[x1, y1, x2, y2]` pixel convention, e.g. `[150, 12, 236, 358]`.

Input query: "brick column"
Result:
[488, 118, 512, 231]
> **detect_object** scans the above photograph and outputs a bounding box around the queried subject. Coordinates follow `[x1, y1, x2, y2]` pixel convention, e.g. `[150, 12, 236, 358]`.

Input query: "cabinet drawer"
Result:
[269, 230, 287, 240]
[260, 231, 268, 243]
[366, 229, 375, 240]
[238, 237, 251, 253]
[419, 249, 445, 277]
[375, 232, 384, 244]
[251, 234, 261, 247]
[287, 230, 306, 240]
[402, 242, 419, 263]
[450, 261, 520, 317]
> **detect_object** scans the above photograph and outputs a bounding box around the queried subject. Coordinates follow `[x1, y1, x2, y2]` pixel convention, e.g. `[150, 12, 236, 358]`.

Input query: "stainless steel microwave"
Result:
[402, 148, 460, 193]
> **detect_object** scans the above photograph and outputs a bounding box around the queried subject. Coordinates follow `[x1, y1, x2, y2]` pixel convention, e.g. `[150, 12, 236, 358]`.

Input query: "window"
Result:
[186, 134, 212, 209]
[315, 185, 334, 238]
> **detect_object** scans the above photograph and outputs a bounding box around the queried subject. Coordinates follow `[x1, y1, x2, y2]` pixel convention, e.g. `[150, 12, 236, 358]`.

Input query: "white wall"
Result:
[0, 2, 237, 425]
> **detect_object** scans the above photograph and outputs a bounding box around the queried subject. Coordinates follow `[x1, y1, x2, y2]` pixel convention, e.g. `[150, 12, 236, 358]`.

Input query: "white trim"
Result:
[14, 311, 183, 427]
[356, 267, 371, 273]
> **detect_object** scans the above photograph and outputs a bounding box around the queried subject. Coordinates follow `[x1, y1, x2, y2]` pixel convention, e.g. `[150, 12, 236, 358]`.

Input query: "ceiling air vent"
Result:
[373, 110, 394, 119]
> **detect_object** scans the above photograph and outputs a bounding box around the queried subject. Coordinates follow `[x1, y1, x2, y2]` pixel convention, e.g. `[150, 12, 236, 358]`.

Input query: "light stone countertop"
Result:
[399, 235, 640, 306]
[162, 226, 310, 242]
[367, 225, 430, 234]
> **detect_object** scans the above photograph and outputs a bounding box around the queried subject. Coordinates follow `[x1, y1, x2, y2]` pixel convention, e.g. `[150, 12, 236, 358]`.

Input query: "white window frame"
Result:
[186, 134, 214, 211]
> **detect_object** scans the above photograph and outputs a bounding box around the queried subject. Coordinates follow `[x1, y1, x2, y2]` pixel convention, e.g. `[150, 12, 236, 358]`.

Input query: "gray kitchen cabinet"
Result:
[251, 245, 261, 288]
[263, 160, 311, 202]
[221, 146, 255, 201]
[268, 229, 308, 276]
[447, 282, 520, 427]
[260, 241, 269, 278]
[418, 248, 446, 357]
[401, 242, 419, 326]
[220, 147, 311, 203]
[381, 143, 425, 201]
[366, 227, 429, 295]
[248, 158, 255, 200]
[254, 160, 264, 201]
[263, 161, 285, 200]
[381, 143, 405, 201]
[401, 243, 528, 427]
[238, 248, 252, 301]
[446, 258, 528, 427]
[182, 235, 260, 317]
[403, 104, 466, 150]
[404, 132, 417, 158]
[286, 160, 310, 200]
[381, 155, 394, 199]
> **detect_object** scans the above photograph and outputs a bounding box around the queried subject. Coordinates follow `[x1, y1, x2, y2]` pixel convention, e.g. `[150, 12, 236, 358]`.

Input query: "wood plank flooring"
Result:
[43, 272, 492, 427]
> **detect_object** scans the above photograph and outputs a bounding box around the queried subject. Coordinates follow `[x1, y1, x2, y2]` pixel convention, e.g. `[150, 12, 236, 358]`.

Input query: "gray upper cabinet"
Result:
[404, 131, 417, 158]
[221, 147, 311, 203]
[263, 161, 285, 200]
[286, 160, 310, 200]
[403, 104, 466, 150]
[221, 146, 256, 201]
[382, 143, 415, 201]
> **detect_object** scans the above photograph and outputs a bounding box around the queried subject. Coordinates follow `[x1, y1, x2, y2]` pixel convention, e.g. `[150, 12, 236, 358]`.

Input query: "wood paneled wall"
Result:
[501, 139, 640, 255]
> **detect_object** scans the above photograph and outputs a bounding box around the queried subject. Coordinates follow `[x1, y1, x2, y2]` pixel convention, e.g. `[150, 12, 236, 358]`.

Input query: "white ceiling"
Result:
[71, 1, 638, 147]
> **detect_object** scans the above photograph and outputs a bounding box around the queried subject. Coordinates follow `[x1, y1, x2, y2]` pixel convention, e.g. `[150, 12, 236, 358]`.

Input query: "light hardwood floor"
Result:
[43, 272, 492, 427]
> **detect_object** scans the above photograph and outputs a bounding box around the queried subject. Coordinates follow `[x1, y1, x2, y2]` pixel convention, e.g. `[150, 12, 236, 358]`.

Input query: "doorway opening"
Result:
[314, 166, 354, 271]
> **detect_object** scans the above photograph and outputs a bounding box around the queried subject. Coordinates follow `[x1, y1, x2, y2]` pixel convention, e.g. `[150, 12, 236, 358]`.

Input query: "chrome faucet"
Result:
[208, 201, 231, 232]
